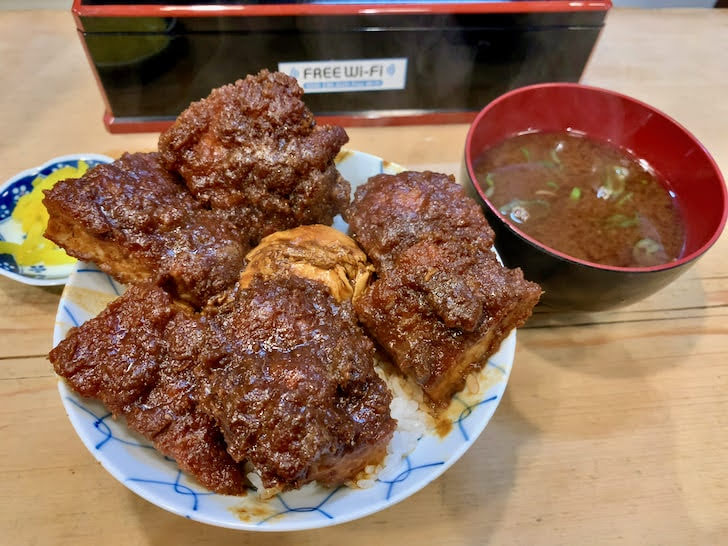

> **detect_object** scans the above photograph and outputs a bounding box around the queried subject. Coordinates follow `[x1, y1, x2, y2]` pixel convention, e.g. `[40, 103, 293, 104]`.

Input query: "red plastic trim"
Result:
[318, 111, 479, 126]
[73, 0, 610, 20]
[103, 112, 173, 133]
[102, 109, 479, 133]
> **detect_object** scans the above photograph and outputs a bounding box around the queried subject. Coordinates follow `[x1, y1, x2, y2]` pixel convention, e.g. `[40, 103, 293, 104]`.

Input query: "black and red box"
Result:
[73, 0, 611, 133]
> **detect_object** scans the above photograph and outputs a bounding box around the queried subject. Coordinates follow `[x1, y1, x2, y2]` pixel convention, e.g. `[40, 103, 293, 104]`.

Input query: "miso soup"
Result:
[473, 131, 686, 267]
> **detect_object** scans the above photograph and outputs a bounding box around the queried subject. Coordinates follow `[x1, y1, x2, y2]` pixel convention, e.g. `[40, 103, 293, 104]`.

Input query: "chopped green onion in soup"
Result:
[471, 130, 685, 267]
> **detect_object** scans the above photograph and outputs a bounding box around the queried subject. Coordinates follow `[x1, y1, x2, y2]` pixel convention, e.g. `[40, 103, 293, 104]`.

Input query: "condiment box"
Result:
[73, 0, 611, 133]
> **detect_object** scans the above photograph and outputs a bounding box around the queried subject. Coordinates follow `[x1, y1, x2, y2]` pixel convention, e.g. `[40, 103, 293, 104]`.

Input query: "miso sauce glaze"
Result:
[473, 131, 686, 268]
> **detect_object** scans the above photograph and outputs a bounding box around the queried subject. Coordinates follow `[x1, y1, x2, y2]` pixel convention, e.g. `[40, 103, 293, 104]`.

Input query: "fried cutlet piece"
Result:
[43, 152, 247, 308]
[239, 224, 374, 302]
[344, 171, 495, 272]
[49, 284, 248, 495]
[198, 275, 395, 492]
[346, 171, 541, 406]
[158, 70, 350, 247]
[354, 239, 541, 405]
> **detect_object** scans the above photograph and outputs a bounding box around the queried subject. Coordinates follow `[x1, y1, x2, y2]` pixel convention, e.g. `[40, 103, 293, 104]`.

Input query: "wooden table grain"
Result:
[1, 8, 726, 546]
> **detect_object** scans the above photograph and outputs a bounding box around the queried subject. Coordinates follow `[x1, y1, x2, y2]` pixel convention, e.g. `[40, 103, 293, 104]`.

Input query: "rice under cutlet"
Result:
[49, 283, 249, 495]
[43, 152, 248, 308]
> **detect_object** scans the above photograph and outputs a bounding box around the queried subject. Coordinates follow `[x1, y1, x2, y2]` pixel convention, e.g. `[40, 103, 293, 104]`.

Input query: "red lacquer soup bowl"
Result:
[463, 83, 727, 311]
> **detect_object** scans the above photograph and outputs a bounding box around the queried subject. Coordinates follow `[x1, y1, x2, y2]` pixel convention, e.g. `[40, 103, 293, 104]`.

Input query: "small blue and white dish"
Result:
[0, 153, 113, 286]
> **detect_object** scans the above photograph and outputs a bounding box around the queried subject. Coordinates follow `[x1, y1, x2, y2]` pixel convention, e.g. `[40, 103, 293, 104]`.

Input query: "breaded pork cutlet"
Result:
[354, 238, 542, 405]
[198, 274, 394, 493]
[346, 171, 541, 407]
[158, 70, 350, 247]
[43, 152, 247, 307]
[51, 226, 395, 495]
[344, 171, 496, 272]
[49, 284, 249, 495]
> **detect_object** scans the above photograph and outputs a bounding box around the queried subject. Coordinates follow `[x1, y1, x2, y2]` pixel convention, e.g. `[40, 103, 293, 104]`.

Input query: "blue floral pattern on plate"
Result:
[0, 153, 113, 285]
[52, 150, 515, 531]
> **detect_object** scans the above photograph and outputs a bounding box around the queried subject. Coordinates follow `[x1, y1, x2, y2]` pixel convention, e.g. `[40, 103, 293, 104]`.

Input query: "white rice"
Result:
[349, 363, 432, 489]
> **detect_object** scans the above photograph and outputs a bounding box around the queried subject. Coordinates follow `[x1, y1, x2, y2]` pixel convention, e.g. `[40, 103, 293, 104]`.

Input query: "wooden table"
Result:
[1, 8, 726, 545]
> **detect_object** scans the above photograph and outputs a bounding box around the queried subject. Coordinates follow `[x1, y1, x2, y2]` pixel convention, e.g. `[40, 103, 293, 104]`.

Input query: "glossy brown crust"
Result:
[344, 171, 496, 272]
[355, 240, 541, 405]
[198, 276, 395, 491]
[48, 284, 248, 495]
[43, 152, 247, 308]
[158, 70, 350, 247]
[347, 171, 541, 406]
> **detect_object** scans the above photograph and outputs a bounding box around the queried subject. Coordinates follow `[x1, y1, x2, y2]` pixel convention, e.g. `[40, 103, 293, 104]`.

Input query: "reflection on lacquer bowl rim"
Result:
[463, 82, 728, 311]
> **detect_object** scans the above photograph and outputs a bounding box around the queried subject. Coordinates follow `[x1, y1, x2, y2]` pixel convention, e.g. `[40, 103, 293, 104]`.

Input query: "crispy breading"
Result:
[158, 70, 350, 247]
[199, 275, 395, 492]
[344, 170, 495, 272]
[347, 171, 541, 406]
[51, 227, 394, 494]
[355, 239, 541, 405]
[43, 152, 247, 308]
[49, 284, 249, 495]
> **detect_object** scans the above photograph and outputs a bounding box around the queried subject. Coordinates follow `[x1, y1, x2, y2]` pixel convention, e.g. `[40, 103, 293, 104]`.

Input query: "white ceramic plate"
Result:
[0, 153, 114, 285]
[53, 150, 515, 531]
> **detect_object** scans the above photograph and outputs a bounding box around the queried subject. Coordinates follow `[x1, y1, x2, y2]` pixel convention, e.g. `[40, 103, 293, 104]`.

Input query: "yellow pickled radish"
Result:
[1, 161, 89, 267]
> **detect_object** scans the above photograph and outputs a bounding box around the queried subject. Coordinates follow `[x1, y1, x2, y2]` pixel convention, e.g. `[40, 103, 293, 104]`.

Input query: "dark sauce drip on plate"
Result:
[473, 130, 686, 268]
